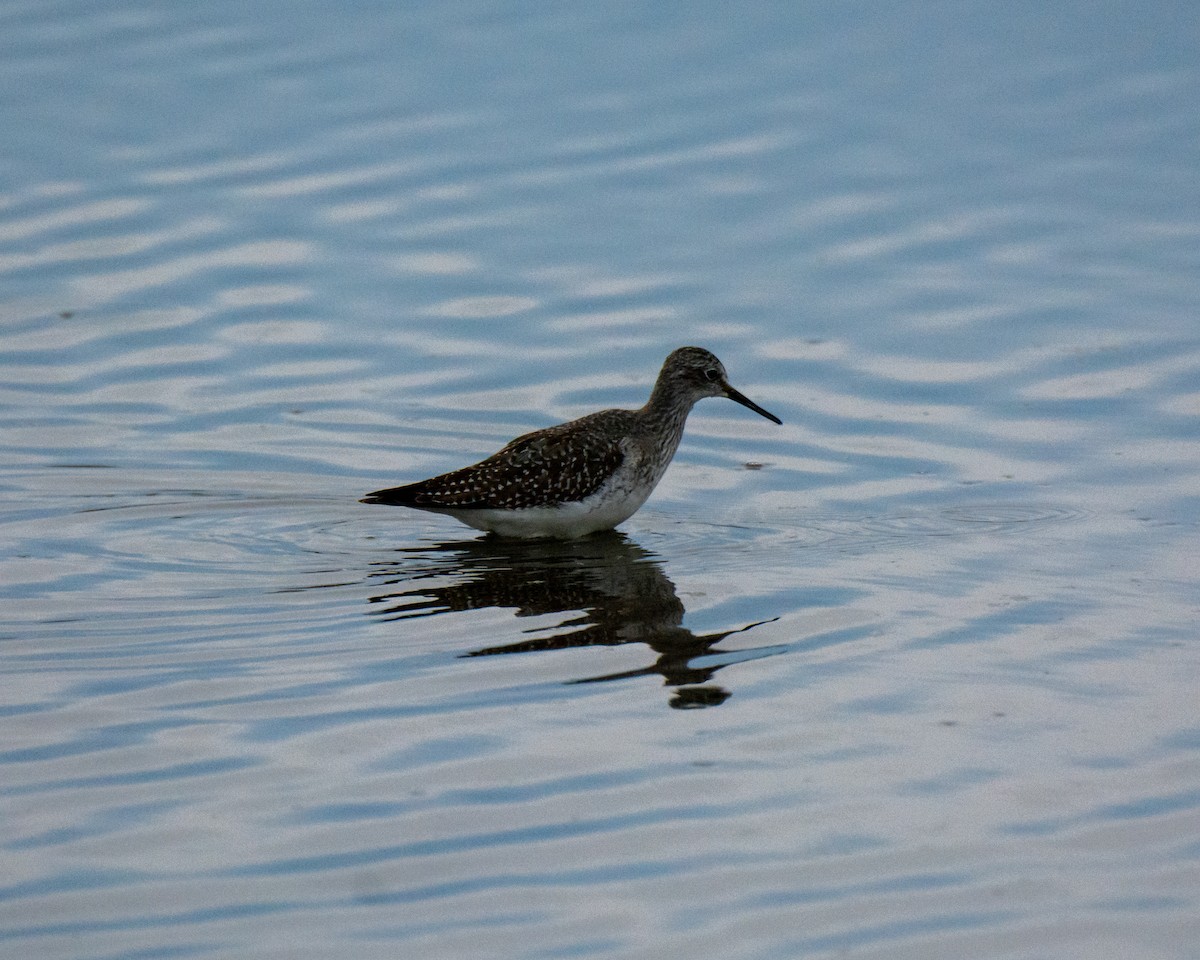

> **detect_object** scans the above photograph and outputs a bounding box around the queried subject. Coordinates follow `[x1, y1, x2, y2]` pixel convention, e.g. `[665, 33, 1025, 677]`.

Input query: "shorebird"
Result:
[361, 346, 781, 539]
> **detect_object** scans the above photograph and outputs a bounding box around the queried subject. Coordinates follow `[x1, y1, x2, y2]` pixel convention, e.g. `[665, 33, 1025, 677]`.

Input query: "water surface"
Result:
[2, 1, 1199, 958]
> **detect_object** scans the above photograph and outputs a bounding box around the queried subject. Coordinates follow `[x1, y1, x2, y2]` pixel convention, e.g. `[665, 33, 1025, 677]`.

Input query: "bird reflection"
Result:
[365, 532, 779, 708]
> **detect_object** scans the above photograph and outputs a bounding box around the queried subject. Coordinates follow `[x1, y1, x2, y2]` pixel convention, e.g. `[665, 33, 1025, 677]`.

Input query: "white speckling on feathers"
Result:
[378, 409, 637, 510]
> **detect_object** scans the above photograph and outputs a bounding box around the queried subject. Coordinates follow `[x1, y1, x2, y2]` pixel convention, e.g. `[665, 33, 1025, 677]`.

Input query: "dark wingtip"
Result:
[360, 485, 421, 506]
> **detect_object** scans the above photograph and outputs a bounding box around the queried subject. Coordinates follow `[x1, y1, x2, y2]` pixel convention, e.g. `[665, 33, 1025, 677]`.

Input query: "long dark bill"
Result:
[724, 384, 782, 425]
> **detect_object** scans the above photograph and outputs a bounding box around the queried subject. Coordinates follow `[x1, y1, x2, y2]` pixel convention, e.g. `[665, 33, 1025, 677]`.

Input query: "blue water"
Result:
[2, 1, 1199, 958]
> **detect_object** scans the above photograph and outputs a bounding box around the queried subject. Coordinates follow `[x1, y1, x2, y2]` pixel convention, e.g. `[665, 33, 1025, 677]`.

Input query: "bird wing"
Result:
[368, 412, 629, 510]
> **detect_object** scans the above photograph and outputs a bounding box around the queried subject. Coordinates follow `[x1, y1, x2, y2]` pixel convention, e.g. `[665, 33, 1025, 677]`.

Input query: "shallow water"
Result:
[3, 1, 1199, 958]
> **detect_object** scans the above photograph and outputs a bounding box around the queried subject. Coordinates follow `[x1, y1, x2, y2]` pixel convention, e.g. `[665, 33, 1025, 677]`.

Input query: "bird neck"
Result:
[641, 380, 696, 438]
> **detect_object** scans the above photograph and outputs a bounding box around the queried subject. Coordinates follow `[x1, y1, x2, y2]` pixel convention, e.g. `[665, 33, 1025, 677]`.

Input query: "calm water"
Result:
[3, 1, 1199, 958]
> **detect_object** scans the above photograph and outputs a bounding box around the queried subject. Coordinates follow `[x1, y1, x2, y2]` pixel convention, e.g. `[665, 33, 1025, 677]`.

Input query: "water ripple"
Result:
[3, 1, 1199, 957]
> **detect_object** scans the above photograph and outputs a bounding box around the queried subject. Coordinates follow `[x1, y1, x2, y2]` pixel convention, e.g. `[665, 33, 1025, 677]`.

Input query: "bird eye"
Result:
[704, 368, 720, 382]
